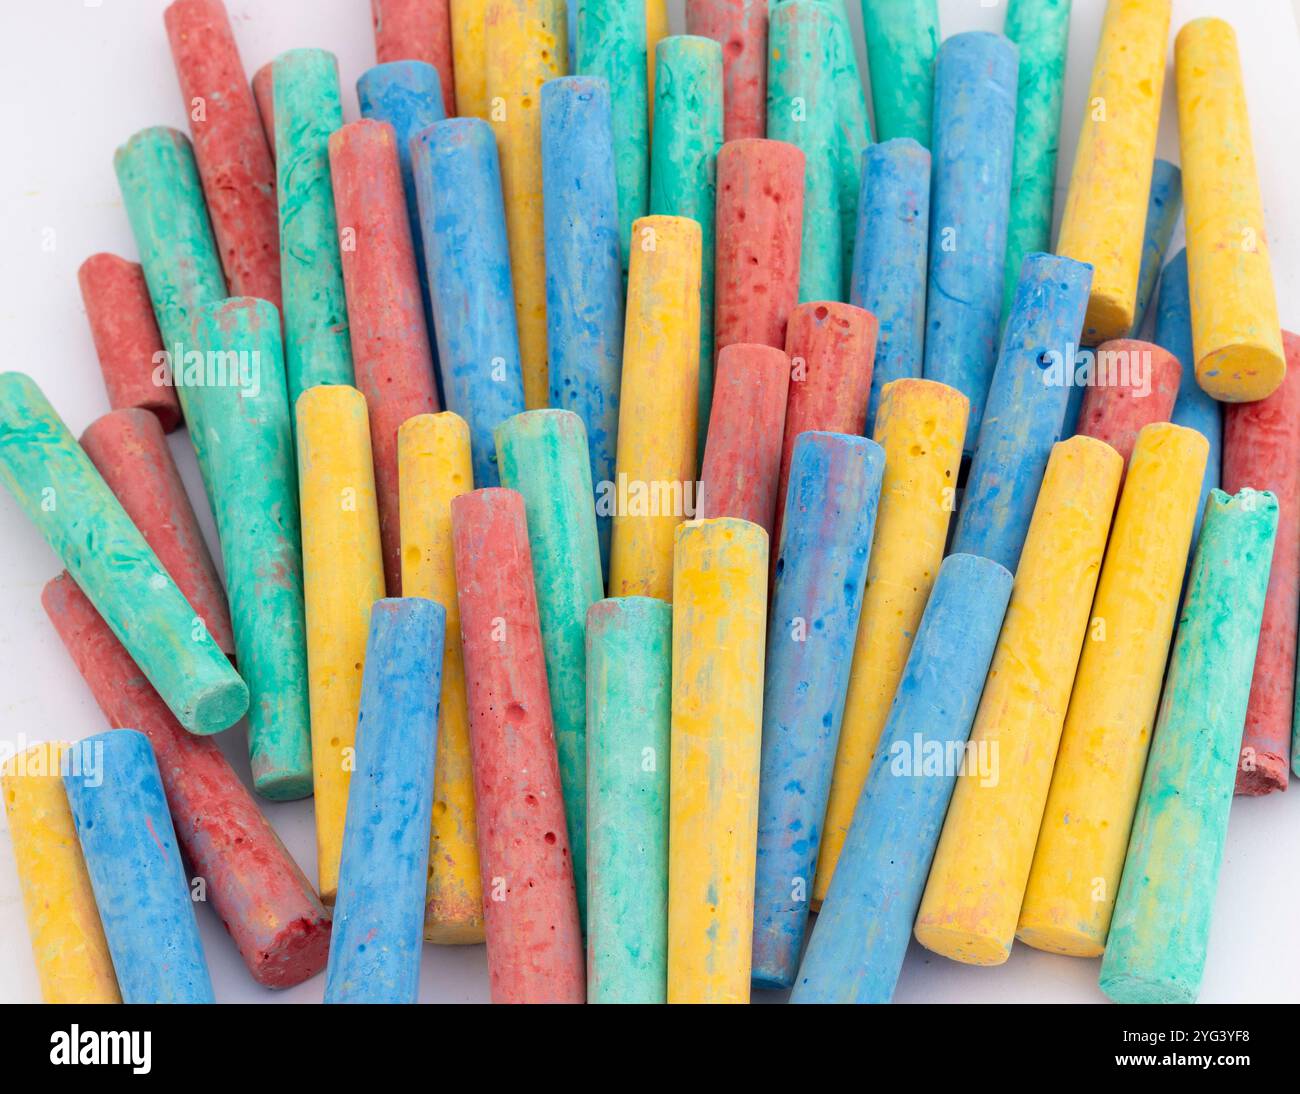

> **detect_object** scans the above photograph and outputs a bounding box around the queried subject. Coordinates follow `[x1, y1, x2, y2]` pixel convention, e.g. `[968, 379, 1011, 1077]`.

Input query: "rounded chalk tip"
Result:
[1196, 343, 1286, 403]
[252, 762, 314, 803]
[184, 674, 250, 736]
[912, 921, 1012, 967]
[247, 911, 332, 989]
[357, 58, 441, 93]
[1015, 919, 1105, 959]
[938, 551, 1013, 592]
[1099, 967, 1197, 1006]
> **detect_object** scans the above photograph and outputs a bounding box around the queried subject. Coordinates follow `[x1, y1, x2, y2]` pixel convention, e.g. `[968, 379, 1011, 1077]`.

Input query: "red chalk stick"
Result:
[164, 0, 280, 309]
[252, 62, 275, 164]
[77, 254, 182, 433]
[714, 138, 805, 357]
[80, 408, 235, 659]
[1223, 331, 1300, 795]
[372, 0, 457, 116]
[686, 0, 769, 141]
[42, 573, 331, 988]
[698, 343, 791, 535]
[1075, 339, 1180, 464]
[330, 119, 440, 595]
[451, 488, 585, 1004]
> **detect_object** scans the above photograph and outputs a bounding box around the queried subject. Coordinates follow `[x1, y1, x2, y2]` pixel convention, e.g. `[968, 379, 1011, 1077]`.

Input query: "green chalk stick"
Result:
[822, 0, 873, 290]
[190, 298, 313, 800]
[0, 372, 248, 735]
[862, 0, 940, 147]
[585, 596, 671, 1003]
[495, 409, 604, 928]
[1100, 488, 1277, 1004]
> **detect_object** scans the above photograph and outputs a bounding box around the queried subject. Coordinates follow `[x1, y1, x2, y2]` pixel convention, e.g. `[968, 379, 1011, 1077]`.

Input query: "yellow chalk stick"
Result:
[1018, 423, 1207, 956]
[667, 517, 767, 1004]
[813, 378, 968, 904]
[1176, 18, 1285, 402]
[297, 385, 385, 904]
[451, 0, 489, 119]
[2, 743, 120, 1003]
[914, 435, 1122, 965]
[398, 412, 485, 944]
[609, 215, 702, 601]
[646, 0, 668, 138]
[1056, 0, 1170, 343]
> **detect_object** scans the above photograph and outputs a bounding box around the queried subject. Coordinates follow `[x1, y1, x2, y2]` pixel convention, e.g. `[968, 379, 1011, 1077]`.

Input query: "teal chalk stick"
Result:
[823, 0, 872, 289]
[862, 0, 940, 147]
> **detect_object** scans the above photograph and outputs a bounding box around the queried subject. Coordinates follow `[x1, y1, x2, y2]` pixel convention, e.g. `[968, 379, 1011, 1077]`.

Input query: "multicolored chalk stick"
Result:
[1074, 340, 1181, 466]
[63, 730, 214, 1004]
[450, 0, 488, 118]
[685, 0, 767, 141]
[1019, 423, 1207, 957]
[2, 742, 120, 1003]
[752, 432, 883, 988]
[585, 596, 672, 1003]
[371, 0, 457, 115]
[1100, 489, 1277, 1004]
[861, 0, 938, 146]
[668, 518, 767, 1003]
[915, 436, 1122, 965]
[1130, 160, 1183, 337]
[791, 554, 1012, 1004]
[452, 488, 585, 1003]
[325, 598, 444, 1004]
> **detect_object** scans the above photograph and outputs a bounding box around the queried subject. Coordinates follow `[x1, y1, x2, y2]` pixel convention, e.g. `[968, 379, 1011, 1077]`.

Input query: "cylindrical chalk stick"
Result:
[1176, 19, 1284, 402]
[190, 299, 312, 798]
[814, 378, 967, 903]
[450, 0, 488, 118]
[861, 0, 939, 146]
[697, 344, 790, 536]
[0, 374, 246, 735]
[646, 0, 668, 129]
[752, 432, 883, 988]
[63, 730, 214, 1004]
[2, 743, 120, 1003]
[668, 517, 767, 1003]
[325, 598, 444, 1004]
[397, 413, 484, 943]
[952, 253, 1093, 572]
[1129, 160, 1182, 337]
[252, 63, 274, 158]
[1019, 424, 1208, 957]
[791, 554, 1012, 1004]
[850, 139, 929, 435]
[609, 215, 702, 601]
[822, 3, 870, 295]
[1075, 340, 1181, 466]
[372, 0, 457, 115]
[273, 49, 355, 407]
[1100, 489, 1277, 1004]
[452, 488, 585, 1003]
[164, 0, 280, 309]
[412, 118, 527, 487]
[296, 385, 386, 903]
[685, 0, 767, 141]
[923, 33, 1018, 444]
[585, 596, 672, 1003]
[42, 574, 331, 988]
[77, 254, 182, 433]
[915, 436, 1122, 965]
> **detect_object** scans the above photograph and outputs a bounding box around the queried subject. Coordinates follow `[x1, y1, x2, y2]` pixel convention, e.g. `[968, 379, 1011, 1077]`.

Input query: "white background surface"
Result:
[0, 0, 1298, 1004]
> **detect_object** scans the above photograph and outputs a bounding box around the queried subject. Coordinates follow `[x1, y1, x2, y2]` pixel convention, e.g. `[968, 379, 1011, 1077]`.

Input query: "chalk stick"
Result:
[189, 299, 312, 799]
[1056, 0, 1169, 344]
[1130, 160, 1182, 337]
[714, 138, 805, 355]
[923, 33, 1018, 443]
[80, 408, 234, 661]
[412, 118, 527, 487]
[685, 0, 767, 140]
[850, 139, 929, 435]
[791, 554, 1012, 1003]
[915, 436, 1122, 965]
[2, 743, 120, 1003]
[77, 254, 182, 433]
[1100, 488, 1277, 1004]
[861, 0, 938, 146]
[1001, 0, 1071, 324]
[697, 343, 790, 536]
[372, 0, 457, 115]
[296, 385, 386, 903]
[451, 488, 585, 1003]
[325, 598, 444, 1004]
[273, 49, 355, 408]
[609, 215, 702, 601]
[752, 432, 883, 988]
[252, 63, 274, 158]
[63, 730, 213, 1004]
[585, 596, 672, 1003]
[450, 0, 488, 118]
[821, 2, 870, 294]
[397, 413, 484, 942]
[330, 119, 440, 594]
[42, 574, 331, 988]
[1074, 340, 1181, 467]
[814, 377, 967, 902]
[541, 76, 624, 570]
[951, 252, 1093, 572]
[496, 410, 604, 928]
[164, 0, 280, 309]
[668, 517, 767, 1003]
[650, 37, 724, 456]
[1019, 423, 1207, 957]
[645, 0, 668, 130]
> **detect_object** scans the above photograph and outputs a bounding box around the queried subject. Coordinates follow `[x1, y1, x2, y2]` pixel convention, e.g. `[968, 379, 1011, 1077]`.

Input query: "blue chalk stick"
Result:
[1130, 159, 1183, 339]
[325, 598, 444, 1005]
[791, 553, 1012, 1004]
[62, 730, 213, 1004]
